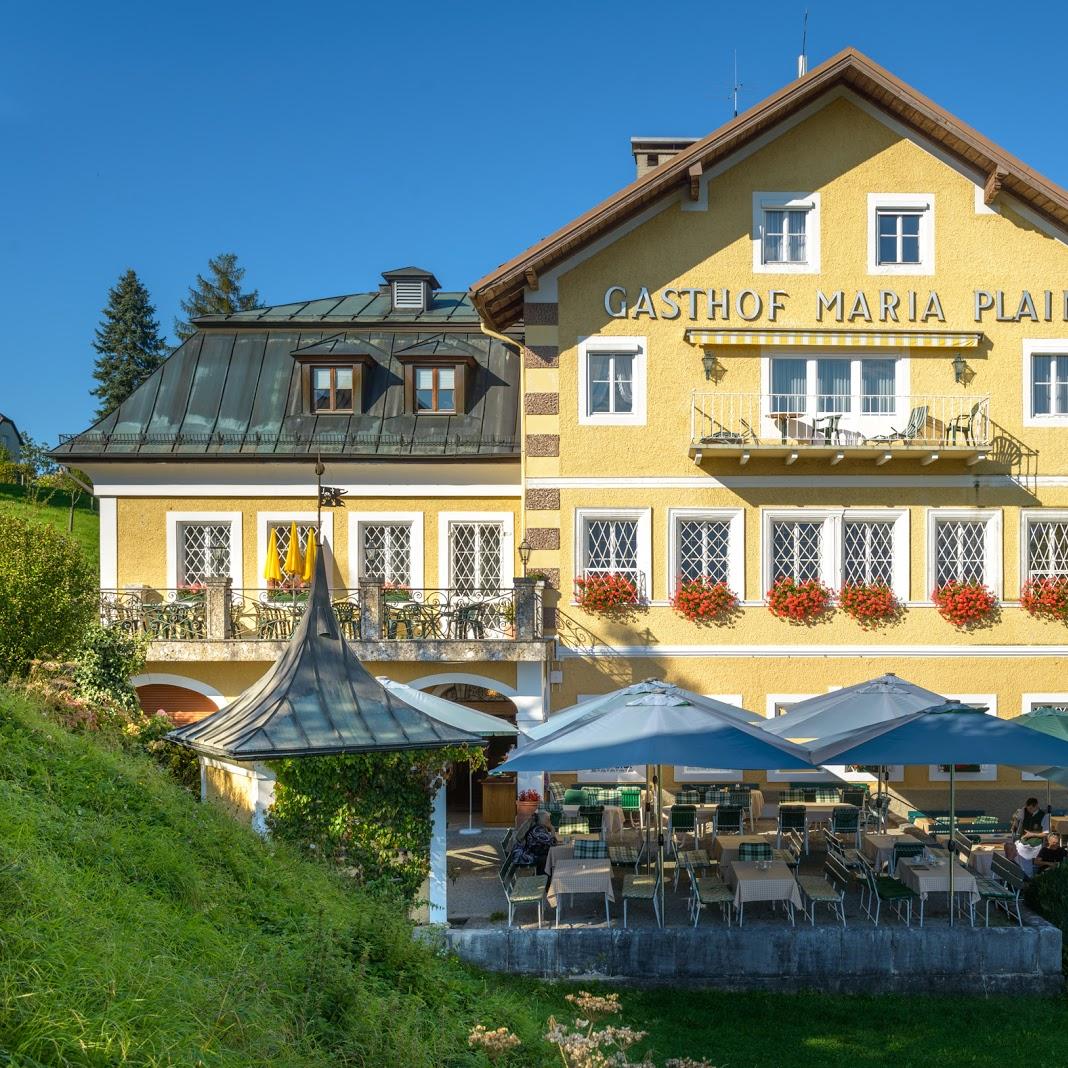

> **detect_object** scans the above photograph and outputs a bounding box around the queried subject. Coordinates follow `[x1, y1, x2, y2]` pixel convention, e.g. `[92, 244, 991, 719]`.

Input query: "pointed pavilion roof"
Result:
[167, 545, 482, 761]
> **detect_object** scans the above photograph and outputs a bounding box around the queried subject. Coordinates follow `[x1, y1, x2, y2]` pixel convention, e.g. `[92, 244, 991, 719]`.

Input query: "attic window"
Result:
[397, 353, 476, 415]
[293, 353, 372, 415]
[646, 154, 658, 167]
[392, 279, 427, 311]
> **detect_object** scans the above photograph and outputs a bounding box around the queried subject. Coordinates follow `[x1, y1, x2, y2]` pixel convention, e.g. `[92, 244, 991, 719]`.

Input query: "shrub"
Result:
[1025, 863, 1068, 969]
[73, 622, 147, 713]
[932, 580, 998, 627]
[1021, 576, 1068, 622]
[838, 581, 901, 626]
[575, 573, 640, 613]
[766, 577, 834, 623]
[0, 514, 97, 677]
[670, 577, 739, 623]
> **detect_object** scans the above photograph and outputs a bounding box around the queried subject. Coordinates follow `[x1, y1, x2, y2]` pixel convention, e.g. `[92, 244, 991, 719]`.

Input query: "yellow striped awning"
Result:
[685, 328, 982, 349]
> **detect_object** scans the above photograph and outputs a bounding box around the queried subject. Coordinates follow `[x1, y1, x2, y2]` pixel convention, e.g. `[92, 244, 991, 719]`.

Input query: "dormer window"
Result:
[291, 342, 372, 415]
[398, 352, 476, 415]
[312, 366, 354, 412]
[382, 266, 441, 314]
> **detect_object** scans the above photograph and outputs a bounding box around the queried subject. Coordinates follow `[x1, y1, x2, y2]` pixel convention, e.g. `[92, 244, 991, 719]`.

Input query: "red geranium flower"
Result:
[766, 577, 834, 623]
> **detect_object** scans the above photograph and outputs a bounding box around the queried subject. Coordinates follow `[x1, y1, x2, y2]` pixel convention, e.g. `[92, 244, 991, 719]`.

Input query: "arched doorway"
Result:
[133, 674, 225, 727]
[423, 682, 518, 819]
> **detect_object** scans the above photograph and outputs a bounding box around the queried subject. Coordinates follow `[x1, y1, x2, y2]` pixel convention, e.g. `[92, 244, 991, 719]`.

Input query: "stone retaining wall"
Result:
[429, 921, 1063, 994]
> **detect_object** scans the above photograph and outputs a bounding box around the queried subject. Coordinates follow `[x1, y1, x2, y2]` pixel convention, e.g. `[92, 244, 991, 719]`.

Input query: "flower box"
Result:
[1021, 576, 1068, 622]
[838, 582, 901, 626]
[575, 573, 640, 613]
[670, 577, 739, 623]
[932, 580, 998, 627]
[766, 577, 834, 623]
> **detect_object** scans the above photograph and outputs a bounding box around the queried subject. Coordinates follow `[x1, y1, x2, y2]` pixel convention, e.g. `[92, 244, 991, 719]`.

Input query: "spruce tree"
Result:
[90, 269, 168, 418]
[174, 252, 260, 341]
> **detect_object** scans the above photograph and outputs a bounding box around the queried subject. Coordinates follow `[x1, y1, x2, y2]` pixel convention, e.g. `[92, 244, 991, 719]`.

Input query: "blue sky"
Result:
[4, 0, 1066, 446]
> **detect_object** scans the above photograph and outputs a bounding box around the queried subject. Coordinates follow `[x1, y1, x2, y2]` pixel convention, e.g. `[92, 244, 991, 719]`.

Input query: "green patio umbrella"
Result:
[1016, 705, 1068, 813]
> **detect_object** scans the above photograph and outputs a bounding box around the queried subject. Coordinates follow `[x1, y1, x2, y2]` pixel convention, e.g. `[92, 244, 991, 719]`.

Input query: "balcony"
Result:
[99, 579, 550, 663]
[689, 392, 991, 466]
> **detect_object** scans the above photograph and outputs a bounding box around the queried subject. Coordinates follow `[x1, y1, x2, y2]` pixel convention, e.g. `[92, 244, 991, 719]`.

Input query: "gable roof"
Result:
[167, 545, 483, 761]
[470, 47, 1068, 329]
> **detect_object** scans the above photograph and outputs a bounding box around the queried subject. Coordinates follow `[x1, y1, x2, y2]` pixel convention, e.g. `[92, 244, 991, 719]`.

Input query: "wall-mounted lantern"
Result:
[518, 535, 532, 576]
[952, 352, 974, 385]
[701, 351, 724, 382]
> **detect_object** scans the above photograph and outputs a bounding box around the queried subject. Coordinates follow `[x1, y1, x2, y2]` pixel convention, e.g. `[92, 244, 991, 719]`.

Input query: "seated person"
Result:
[510, 810, 559, 876]
[1011, 796, 1050, 839]
[1034, 832, 1067, 873]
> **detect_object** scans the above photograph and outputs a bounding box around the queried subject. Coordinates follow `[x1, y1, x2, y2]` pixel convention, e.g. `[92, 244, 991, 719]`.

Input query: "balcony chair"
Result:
[812, 412, 844, 444]
[331, 599, 358, 639]
[865, 404, 929, 446]
[947, 400, 984, 445]
[700, 418, 757, 446]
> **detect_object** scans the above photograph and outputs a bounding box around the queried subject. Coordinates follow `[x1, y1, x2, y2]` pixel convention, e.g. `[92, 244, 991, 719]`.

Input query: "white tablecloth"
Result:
[726, 859, 803, 911]
[546, 858, 614, 908]
[897, 858, 979, 905]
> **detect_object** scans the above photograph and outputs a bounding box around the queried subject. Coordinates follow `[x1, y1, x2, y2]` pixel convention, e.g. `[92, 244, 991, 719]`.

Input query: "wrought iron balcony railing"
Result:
[690, 392, 991, 457]
[98, 581, 544, 643]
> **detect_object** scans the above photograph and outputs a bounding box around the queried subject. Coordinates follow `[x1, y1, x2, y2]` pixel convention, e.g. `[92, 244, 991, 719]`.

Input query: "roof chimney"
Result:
[382, 266, 441, 313]
[630, 137, 700, 180]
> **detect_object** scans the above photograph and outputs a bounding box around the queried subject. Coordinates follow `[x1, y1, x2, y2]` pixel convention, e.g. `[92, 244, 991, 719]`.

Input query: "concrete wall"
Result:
[435, 921, 1063, 993]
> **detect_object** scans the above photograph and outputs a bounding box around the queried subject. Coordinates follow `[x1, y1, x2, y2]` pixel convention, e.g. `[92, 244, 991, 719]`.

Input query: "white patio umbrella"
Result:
[496, 685, 814, 918]
[378, 678, 519, 836]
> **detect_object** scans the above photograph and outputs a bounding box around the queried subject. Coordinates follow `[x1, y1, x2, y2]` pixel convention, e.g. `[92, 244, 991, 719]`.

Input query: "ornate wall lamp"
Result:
[518, 535, 532, 577]
[952, 352, 975, 386]
[701, 351, 726, 383]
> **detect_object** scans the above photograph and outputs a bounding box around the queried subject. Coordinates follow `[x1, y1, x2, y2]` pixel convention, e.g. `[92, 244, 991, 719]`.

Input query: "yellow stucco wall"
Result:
[116, 494, 521, 591]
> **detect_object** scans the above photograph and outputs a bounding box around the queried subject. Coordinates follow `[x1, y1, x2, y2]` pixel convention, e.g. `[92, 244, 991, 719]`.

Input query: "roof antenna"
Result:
[729, 50, 742, 117]
[797, 10, 809, 78]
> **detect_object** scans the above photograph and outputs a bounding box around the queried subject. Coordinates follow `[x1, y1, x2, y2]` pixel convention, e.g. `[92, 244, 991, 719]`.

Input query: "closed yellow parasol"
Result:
[282, 521, 304, 577]
[264, 528, 283, 584]
[302, 533, 317, 583]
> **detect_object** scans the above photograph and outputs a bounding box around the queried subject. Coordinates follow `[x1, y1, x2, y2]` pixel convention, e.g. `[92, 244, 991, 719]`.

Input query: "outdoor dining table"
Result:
[546, 857, 614, 926]
[862, 832, 914, 872]
[724, 859, 802, 925]
[712, 834, 769, 866]
[545, 834, 600, 876]
[967, 843, 1004, 876]
[896, 856, 979, 925]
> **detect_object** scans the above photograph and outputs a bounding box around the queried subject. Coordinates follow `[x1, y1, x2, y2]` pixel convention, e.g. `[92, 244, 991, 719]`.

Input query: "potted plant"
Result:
[382, 582, 412, 603]
[575, 573, 640, 613]
[932, 580, 998, 627]
[516, 788, 541, 824]
[1021, 576, 1068, 622]
[670, 576, 739, 623]
[838, 581, 901, 627]
[766, 577, 834, 623]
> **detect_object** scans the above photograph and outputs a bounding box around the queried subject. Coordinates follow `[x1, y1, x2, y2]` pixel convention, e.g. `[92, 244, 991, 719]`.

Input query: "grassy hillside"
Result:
[0, 483, 98, 568]
[3, 687, 1068, 1067]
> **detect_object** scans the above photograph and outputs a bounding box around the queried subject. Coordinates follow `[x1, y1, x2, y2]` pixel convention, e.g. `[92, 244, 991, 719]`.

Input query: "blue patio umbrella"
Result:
[496, 688, 814, 917]
[810, 701, 1068, 924]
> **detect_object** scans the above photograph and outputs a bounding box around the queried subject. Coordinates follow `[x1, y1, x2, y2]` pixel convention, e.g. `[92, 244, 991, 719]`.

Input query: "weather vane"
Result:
[315, 454, 347, 527]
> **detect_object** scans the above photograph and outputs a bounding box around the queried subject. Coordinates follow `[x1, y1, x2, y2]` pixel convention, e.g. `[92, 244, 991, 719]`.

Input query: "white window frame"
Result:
[761, 508, 910, 600]
[575, 507, 652, 601]
[1021, 509, 1068, 584]
[578, 335, 647, 426]
[1023, 339, 1068, 426]
[867, 193, 934, 275]
[1020, 694, 1068, 780]
[928, 695, 998, 781]
[256, 511, 333, 594]
[437, 511, 514, 591]
[667, 508, 744, 598]
[675, 694, 744, 781]
[165, 511, 243, 589]
[348, 511, 424, 589]
[752, 191, 821, 273]
[926, 508, 1002, 598]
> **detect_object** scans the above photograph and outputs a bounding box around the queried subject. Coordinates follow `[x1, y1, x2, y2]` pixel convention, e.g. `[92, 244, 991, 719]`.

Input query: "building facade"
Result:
[55, 269, 553, 753]
[470, 49, 1068, 805]
[59, 48, 1068, 814]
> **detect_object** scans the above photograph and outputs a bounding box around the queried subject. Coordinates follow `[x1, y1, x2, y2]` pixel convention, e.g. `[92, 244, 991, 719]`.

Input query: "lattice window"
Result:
[1027, 521, 1068, 579]
[179, 522, 231, 586]
[361, 523, 412, 586]
[935, 520, 987, 586]
[771, 520, 823, 582]
[450, 522, 502, 592]
[677, 518, 730, 583]
[843, 520, 894, 585]
[584, 518, 639, 585]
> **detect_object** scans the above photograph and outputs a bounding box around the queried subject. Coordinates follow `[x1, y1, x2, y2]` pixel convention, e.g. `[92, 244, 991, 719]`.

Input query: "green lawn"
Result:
[1, 687, 1066, 1067]
[0, 481, 98, 567]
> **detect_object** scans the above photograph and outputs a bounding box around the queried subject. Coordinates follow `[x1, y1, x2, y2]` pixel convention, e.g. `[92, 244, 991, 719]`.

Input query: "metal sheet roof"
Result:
[167, 547, 483, 761]
[55, 322, 520, 460]
[195, 289, 478, 325]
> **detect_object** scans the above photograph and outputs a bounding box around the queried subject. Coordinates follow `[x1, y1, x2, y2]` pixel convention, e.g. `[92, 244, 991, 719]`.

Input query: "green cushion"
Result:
[875, 876, 916, 899]
[623, 875, 657, 899]
[509, 876, 546, 902]
[695, 877, 733, 904]
[798, 875, 840, 901]
[563, 788, 587, 805]
[975, 876, 1015, 899]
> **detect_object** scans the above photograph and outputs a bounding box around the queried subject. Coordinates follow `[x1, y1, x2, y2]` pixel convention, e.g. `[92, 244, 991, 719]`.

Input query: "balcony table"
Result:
[771, 411, 804, 444]
[725, 859, 802, 925]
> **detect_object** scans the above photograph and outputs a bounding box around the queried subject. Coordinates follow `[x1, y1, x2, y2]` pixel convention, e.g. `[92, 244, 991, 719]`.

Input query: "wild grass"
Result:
[0, 482, 98, 567]
[3, 686, 1068, 1067]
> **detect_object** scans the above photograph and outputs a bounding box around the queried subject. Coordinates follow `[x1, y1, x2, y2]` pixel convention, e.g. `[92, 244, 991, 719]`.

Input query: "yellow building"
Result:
[56, 267, 553, 814]
[469, 49, 1068, 811]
